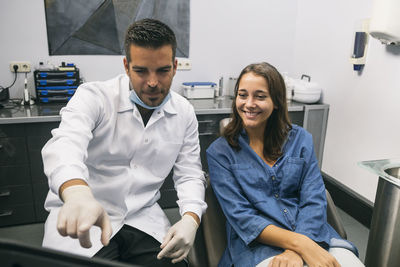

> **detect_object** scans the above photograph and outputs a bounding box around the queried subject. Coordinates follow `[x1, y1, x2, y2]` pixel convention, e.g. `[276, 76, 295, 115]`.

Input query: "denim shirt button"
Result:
[274, 193, 279, 198]
[271, 176, 276, 181]
[283, 209, 287, 213]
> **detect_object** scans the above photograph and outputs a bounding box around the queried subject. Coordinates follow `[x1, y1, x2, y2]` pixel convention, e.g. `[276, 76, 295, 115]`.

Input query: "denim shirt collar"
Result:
[238, 126, 295, 155]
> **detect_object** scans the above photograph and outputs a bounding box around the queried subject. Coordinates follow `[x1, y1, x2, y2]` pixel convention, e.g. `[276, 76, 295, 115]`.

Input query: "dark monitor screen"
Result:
[0, 238, 140, 267]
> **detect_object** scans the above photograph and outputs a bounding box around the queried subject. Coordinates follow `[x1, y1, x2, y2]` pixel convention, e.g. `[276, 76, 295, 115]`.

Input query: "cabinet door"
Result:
[197, 114, 230, 172]
[26, 122, 59, 222]
[26, 122, 59, 183]
[0, 185, 36, 227]
[303, 105, 329, 167]
[0, 204, 36, 227]
[0, 124, 27, 165]
[32, 182, 50, 222]
[0, 185, 34, 208]
[0, 165, 30, 187]
[0, 137, 28, 165]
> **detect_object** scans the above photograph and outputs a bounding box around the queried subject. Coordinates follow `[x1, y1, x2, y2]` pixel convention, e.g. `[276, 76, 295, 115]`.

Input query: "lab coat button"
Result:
[133, 165, 138, 169]
[144, 138, 149, 143]
[157, 111, 161, 114]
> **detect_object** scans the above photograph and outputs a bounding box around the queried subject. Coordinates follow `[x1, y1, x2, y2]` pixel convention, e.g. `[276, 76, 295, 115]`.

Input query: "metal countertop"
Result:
[0, 97, 309, 124]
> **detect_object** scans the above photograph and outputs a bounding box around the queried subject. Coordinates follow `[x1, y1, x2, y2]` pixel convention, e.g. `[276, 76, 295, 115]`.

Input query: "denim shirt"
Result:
[206, 124, 357, 267]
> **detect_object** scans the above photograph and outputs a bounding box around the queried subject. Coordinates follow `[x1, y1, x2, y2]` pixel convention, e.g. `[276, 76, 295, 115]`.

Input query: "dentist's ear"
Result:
[123, 57, 129, 74]
[172, 58, 178, 75]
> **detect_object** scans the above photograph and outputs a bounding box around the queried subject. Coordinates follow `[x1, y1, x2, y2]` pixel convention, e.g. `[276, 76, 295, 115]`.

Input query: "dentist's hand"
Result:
[57, 184, 112, 248]
[157, 214, 199, 263]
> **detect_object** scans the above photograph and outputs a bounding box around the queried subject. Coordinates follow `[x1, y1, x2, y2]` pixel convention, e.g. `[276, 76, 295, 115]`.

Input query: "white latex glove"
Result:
[157, 214, 199, 263]
[57, 185, 112, 248]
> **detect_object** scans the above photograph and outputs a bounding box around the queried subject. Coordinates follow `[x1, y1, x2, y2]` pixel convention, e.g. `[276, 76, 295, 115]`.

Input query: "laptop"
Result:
[0, 238, 141, 267]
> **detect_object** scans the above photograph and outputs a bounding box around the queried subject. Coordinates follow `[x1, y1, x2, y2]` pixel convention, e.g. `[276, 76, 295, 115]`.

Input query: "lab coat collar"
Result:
[161, 91, 178, 115]
[118, 74, 134, 113]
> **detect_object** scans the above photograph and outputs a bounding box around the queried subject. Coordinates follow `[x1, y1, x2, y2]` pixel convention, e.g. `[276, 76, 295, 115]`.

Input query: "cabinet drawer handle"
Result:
[199, 132, 214, 136]
[198, 120, 214, 124]
[0, 210, 13, 217]
[0, 190, 11, 197]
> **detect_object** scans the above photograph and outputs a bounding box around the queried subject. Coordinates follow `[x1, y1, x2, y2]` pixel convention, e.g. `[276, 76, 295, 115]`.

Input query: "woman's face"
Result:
[235, 72, 275, 133]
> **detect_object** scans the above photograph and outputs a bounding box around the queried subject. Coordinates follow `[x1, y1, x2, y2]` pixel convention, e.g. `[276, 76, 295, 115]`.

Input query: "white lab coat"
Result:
[41, 74, 207, 257]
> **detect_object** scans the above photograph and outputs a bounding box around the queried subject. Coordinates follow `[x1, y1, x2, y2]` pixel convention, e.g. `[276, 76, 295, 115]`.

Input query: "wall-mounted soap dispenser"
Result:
[350, 19, 369, 72]
[369, 0, 400, 45]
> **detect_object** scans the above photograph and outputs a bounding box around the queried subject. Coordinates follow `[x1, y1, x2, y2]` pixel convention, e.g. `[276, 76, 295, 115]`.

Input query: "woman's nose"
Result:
[245, 97, 256, 107]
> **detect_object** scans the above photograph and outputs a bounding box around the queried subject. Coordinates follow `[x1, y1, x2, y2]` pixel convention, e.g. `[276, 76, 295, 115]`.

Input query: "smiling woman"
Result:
[206, 62, 364, 267]
[224, 62, 291, 165]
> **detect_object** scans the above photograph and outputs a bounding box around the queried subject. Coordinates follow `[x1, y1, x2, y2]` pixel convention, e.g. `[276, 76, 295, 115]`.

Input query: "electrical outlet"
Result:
[177, 58, 192, 70]
[9, 61, 31, 73]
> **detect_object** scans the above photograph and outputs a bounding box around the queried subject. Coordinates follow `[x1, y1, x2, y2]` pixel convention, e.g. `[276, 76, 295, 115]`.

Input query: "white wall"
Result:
[179, 0, 297, 93]
[1, 0, 399, 202]
[0, 0, 297, 97]
[293, 0, 400, 202]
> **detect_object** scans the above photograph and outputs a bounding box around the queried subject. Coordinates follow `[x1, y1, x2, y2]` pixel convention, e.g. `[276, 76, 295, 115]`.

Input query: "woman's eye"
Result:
[238, 94, 247, 98]
[257, 95, 267, 99]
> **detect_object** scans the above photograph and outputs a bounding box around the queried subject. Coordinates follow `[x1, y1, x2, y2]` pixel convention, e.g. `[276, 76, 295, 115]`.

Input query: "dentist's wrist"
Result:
[183, 212, 200, 227]
[59, 179, 88, 200]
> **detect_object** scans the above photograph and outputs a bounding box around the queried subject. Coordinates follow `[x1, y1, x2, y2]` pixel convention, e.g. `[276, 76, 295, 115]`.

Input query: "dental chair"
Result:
[201, 118, 347, 267]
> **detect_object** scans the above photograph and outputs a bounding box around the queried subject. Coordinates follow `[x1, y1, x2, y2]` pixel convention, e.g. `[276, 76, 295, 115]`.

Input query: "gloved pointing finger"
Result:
[57, 185, 112, 248]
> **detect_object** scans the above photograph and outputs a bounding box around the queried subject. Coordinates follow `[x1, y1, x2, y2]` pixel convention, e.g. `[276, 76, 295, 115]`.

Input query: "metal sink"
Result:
[359, 159, 400, 267]
[359, 158, 400, 188]
[385, 167, 400, 179]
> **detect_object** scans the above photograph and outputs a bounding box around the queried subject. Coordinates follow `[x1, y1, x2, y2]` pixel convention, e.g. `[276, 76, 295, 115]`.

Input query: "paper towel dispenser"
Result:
[369, 0, 400, 45]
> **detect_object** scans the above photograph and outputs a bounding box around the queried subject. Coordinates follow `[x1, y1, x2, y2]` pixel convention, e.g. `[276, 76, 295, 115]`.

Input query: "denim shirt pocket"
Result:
[279, 157, 305, 196]
[230, 164, 268, 205]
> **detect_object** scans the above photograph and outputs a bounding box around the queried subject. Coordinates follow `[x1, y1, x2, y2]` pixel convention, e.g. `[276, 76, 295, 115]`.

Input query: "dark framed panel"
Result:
[44, 0, 190, 57]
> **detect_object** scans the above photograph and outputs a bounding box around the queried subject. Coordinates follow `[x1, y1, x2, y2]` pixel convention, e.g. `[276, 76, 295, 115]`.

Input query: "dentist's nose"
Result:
[147, 73, 158, 88]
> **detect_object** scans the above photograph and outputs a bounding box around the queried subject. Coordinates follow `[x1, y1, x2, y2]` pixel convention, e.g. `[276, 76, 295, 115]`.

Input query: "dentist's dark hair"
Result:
[223, 62, 292, 161]
[124, 18, 177, 62]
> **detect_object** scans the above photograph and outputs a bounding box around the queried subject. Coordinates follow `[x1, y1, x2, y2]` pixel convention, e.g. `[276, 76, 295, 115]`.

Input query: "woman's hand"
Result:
[297, 235, 341, 267]
[268, 249, 303, 267]
[256, 225, 341, 267]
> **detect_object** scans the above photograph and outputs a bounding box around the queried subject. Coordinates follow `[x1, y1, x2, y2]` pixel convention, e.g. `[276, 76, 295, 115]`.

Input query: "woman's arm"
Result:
[257, 224, 340, 267]
[293, 132, 329, 243]
[206, 149, 273, 245]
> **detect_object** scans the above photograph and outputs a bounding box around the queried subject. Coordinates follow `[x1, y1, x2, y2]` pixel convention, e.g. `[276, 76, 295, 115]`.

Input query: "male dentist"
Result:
[42, 18, 206, 267]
